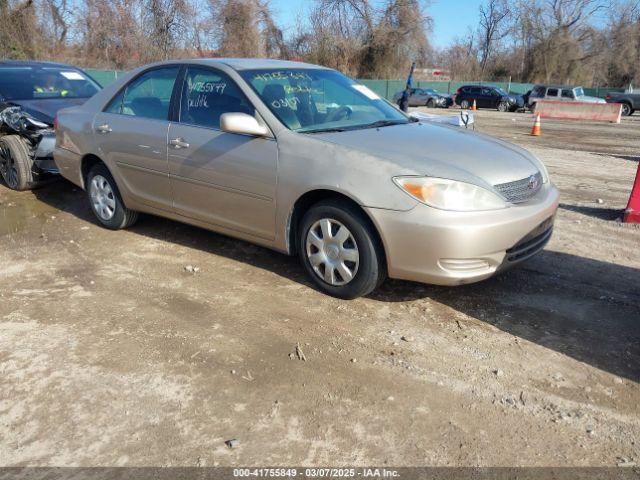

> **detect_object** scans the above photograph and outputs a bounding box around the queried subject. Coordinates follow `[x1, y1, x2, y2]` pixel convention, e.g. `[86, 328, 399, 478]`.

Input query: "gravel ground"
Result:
[0, 109, 638, 467]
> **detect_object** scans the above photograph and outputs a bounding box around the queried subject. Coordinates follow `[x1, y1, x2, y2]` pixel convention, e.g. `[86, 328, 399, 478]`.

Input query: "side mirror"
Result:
[220, 112, 270, 137]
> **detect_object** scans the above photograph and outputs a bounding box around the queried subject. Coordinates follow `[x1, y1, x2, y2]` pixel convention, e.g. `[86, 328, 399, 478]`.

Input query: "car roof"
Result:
[162, 58, 330, 71]
[0, 60, 82, 69]
[462, 85, 499, 89]
[535, 84, 578, 89]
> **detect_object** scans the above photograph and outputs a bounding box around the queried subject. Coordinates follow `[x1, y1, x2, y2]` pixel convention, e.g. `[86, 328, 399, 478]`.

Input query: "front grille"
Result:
[494, 172, 543, 203]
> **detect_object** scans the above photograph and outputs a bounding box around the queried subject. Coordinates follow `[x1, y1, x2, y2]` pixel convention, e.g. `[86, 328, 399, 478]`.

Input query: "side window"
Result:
[180, 67, 253, 129]
[470, 87, 482, 94]
[116, 67, 179, 120]
[561, 89, 574, 99]
[546, 88, 559, 97]
[533, 86, 545, 96]
[104, 90, 125, 114]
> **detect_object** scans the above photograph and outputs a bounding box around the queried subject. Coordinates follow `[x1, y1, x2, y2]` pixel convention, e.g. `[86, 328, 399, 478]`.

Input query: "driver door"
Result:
[167, 66, 278, 240]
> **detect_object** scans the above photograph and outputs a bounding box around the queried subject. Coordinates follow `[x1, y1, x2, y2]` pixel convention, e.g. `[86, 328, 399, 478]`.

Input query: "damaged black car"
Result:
[0, 60, 101, 190]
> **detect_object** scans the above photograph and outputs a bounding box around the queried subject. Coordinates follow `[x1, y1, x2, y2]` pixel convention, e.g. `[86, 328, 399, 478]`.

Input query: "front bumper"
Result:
[365, 183, 559, 286]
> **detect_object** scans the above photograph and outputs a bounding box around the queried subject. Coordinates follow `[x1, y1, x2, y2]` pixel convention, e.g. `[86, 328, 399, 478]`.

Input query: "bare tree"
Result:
[478, 0, 510, 74]
[206, 0, 284, 58]
[143, 0, 190, 60]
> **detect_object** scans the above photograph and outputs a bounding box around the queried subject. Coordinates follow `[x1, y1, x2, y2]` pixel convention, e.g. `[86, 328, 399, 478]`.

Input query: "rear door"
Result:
[561, 89, 575, 102]
[92, 66, 180, 211]
[479, 87, 494, 108]
[545, 88, 560, 101]
[166, 66, 278, 240]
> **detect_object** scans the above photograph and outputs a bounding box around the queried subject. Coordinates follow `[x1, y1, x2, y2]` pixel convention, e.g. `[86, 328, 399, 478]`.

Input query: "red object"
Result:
[53, 115, 58, 132]
[624, 162, 640, 223]
[530, 114, 541, 136]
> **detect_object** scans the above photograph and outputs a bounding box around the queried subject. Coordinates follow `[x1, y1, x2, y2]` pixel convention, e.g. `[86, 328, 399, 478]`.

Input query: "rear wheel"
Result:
[621, 103, 632, 116]
[0, 135, 37, 191]
[86, 163, 138, 229]
[298, 200, 386, 299]
[426, 99, 434, 108]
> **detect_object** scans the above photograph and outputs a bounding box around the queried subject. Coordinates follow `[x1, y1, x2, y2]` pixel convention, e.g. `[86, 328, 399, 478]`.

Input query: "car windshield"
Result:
[0, 66, 101, 101]
[239, 68, 409, 133]
[574, 87, 585, 97]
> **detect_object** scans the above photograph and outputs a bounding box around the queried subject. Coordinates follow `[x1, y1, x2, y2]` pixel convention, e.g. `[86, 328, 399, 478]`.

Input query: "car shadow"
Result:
[559, 203, 623, 220]
[31, 180, 640, 382]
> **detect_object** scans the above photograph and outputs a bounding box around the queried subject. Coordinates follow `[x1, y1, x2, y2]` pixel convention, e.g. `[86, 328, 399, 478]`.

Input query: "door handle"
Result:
[96, 124, 112, 134]
[169, 137, 190, 149]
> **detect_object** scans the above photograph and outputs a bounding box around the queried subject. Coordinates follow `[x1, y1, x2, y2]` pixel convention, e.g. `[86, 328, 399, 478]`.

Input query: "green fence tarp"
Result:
[84, 69, 624, 100]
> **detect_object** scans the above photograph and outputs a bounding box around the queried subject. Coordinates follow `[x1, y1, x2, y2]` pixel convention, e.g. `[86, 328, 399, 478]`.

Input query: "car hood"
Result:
[312, 122, 541, 187]
[5, 98, 89, 125]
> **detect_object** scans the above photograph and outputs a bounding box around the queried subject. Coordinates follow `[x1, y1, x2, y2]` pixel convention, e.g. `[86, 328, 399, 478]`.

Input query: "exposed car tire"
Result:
[86, 163, 138, 230]
[497, 101, 509, 112]
[298, 199, 386, 299]
[620, 103, 632, 116]
[426, 99, 434, 108]
[460, 99, 470, 109]
[0, 135, 37, 191]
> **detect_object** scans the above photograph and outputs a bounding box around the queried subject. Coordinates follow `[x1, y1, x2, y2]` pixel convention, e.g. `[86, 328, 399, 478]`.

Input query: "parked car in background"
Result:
[526, 84, 605, 111]
[454, 85, 524, 112]
[605, 91, 639, 116]
[55, 58, 558, 299]
[0, 60, 101, 190]
[392, 87, 453, 108]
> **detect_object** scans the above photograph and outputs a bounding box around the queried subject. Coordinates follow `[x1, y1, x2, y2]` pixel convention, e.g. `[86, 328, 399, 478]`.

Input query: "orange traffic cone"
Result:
[471, 99, 477, 111]
[530, 114, 541, 136]
[623, 162, 640, 223]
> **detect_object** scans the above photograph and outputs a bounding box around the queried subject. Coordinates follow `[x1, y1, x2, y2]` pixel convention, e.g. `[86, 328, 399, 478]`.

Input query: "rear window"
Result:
[0, 66, 100, 100]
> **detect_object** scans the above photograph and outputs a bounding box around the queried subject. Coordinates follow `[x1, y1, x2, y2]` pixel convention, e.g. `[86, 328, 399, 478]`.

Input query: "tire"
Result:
[298, 199, 386, 299]
[460, 99, 470, 109]
[620, 103, 632, 116]
[426, 99, 434, 108]
[497, 101, 508, 112]
[529, 102, 537, 114]
[0, 135, 37, 191]
[86, 163, 138, 229]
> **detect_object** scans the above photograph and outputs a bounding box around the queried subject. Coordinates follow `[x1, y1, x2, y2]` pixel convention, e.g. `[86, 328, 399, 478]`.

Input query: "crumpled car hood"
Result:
[312, 122, 541, 187]
[7, 98, 88, 125]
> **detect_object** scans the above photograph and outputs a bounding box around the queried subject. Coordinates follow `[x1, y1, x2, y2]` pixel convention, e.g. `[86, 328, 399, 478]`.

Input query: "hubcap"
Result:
[622, 104, 631, 116]
[0, 143, 19, 188]
[89, 175, 116, 221]
[305, 218, 359, 286]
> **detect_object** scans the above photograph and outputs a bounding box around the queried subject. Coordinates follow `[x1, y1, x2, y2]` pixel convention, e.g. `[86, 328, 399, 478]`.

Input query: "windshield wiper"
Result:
[301, 126, 349, 134]
[358, 119, 408, 129]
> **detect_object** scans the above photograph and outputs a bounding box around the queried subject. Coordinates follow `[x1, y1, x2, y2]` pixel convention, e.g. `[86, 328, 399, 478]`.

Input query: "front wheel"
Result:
[460, 99, 470, 109]
[621, 103, 632, 116]
[298, 200, 386, 299]
[0, 135, 37, 191]
[497, 101, 509, 112]
[86, 163, 138, 230]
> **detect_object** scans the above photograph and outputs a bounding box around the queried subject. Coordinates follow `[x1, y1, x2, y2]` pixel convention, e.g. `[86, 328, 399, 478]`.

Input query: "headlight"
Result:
[393, 176, 508, 211]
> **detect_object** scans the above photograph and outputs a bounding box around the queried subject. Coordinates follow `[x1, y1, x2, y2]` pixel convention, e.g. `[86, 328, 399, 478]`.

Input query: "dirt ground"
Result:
[0, 109, 638, 468]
